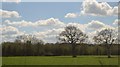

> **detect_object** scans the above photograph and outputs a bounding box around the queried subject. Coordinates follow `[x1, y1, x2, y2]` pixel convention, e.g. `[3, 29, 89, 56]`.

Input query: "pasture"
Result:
[2, 56, 118, 65]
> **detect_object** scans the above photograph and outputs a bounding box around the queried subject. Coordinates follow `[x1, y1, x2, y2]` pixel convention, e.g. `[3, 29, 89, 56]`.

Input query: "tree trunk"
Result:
[72, 44, 77, 58]
[107, 45, 111, 58]
[107, 48, 111, 58]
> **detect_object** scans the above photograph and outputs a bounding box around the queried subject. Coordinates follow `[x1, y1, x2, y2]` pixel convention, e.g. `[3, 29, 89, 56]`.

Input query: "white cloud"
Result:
[0, 0, 21, 3]
[112, 6, 118, 15]
[4, 20, 35, 27]
[67, 22, 86, 32]
[81, 0, 118, 16]
[35, 18, 65, 27]
[65, 13, 78, 18]
[0, 26, 19, 35]
[0, 26, 24, 42]
[87, 31, 97, 44]
[33, 28, 64, 43]
[64, 0, 119, 18]
[0, 9, 21, 18]
[87, 20, 115, 30]
[87, 20, 106, 30]
[113, 19, 120, 25]
[4, 18, 65, 27]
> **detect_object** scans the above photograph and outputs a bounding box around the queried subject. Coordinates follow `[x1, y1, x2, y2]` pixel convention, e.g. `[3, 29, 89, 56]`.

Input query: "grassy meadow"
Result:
[2, 56, 118, 65]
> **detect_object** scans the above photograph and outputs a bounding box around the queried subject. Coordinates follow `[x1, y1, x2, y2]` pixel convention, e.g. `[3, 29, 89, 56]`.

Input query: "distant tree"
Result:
[93, 28, 117, 58]
[15, 35, 44, 44]
[58, 25, 88, 57]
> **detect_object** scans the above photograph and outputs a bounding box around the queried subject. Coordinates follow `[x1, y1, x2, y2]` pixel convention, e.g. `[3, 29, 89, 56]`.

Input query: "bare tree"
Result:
[58, 25, 88, 57]
[93, 28, 117, 58]
[15, 34, 44, 44]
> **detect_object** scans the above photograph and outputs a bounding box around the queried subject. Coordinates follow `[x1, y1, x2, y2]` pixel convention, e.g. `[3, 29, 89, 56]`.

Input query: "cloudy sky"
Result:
[0, 0, 119, 43]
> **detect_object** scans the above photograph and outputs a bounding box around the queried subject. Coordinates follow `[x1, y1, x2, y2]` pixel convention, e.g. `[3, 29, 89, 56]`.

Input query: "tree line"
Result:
[1, 25, 119, 58]
[2, 42, 119, 56]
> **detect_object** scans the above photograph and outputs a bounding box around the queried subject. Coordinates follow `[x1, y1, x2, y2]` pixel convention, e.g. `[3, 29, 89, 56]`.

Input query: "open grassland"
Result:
[2, 56, 118, 65]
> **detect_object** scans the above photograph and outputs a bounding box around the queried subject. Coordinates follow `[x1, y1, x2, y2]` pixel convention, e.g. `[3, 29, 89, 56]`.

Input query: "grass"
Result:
[2, 56, 118, 65]
[0, 57, 2, 66]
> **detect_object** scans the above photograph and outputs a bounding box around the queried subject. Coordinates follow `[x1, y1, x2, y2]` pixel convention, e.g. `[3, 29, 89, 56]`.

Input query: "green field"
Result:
[2, 56, 118, 65]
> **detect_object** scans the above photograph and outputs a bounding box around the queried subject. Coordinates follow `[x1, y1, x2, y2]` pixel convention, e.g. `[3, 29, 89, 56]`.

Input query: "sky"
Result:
[0, 0, 120, 2]
[0, 0, 119, 43]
